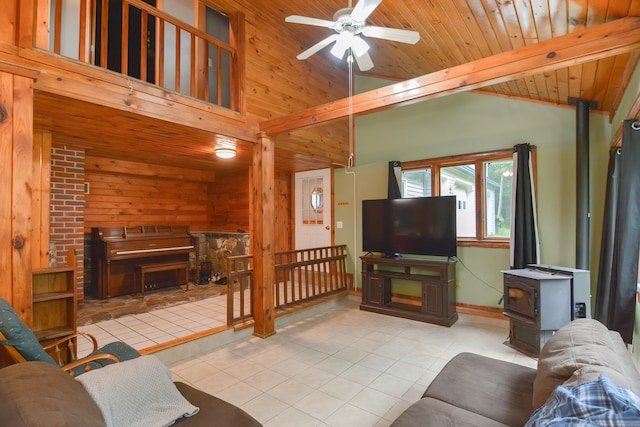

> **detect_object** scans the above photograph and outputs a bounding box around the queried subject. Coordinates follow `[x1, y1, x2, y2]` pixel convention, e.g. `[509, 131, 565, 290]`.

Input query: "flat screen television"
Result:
[362, 196, 457, 258]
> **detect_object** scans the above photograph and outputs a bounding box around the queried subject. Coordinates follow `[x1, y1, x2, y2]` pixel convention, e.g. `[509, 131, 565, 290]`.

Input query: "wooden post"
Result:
[229, 12, 245, 115]
[18, 0, 35, 49]
[195, 2, 208, 102]
[251, 133, 275, 338]
[32, 130, 52, 269]
[0, 0, 17, 46]
[0, 68, 37, 324]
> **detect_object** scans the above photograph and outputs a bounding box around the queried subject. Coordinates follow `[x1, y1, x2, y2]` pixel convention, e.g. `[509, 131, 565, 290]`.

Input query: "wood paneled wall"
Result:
[208, 1, 347, 116]
[274, 172, 292, 253]
[206, 170, 250, 233]
[74, 145, 296, 266]
[208, 0, 349, 159]
[204, 168, 292, 252]
[84, 156, 215, 232]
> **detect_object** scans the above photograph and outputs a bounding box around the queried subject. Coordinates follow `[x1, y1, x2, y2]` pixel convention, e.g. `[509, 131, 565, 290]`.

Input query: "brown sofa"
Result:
[391, 318, 640, 426]
[0, 360, 262, 427]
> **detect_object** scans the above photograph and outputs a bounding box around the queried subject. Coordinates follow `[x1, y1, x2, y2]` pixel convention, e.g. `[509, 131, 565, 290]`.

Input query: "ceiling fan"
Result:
[285, 0, 420, 71]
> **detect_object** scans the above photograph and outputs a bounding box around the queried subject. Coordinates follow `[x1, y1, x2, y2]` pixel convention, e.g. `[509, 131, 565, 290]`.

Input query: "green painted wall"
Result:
[334, 76, 613, 308]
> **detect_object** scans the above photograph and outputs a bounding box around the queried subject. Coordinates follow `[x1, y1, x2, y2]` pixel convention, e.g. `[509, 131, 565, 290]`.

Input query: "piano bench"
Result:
[136, 261, 190, 295]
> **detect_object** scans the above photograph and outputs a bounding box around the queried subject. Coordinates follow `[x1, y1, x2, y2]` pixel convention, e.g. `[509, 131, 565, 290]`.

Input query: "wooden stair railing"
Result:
[226, 245, 349, 326]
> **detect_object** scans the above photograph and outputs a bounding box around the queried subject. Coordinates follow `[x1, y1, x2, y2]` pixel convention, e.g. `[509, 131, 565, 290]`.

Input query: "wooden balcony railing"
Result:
[226, 245, 349, 326]
[46, 0, 239, 111]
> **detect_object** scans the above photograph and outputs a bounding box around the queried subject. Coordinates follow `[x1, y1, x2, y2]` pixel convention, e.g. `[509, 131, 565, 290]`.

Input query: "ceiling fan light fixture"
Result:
[330, 31, 353, 59]
[286, 0, 420, 71]
[352, 35, 369, 56]
[215, 147, 236, 159]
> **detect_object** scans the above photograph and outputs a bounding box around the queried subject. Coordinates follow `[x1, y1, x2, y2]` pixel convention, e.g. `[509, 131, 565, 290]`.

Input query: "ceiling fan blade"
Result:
[297, 34, 340, 60]
[350, 0, 382, 22]
[362, 25, 420, 44]
[354, 51, 374, 71]
[285, 15, 336, 28]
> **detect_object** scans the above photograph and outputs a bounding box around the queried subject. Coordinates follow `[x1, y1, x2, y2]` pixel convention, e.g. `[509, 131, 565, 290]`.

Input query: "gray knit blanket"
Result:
[76, 354, 199, 427]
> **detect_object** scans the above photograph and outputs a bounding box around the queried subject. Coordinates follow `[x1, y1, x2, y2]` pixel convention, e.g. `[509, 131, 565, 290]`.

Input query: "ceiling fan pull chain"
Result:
[348, 51, 355, 168]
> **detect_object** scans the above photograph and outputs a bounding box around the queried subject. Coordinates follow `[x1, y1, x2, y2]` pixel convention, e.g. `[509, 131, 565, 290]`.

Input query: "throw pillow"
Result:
[0, 298, 57, 365]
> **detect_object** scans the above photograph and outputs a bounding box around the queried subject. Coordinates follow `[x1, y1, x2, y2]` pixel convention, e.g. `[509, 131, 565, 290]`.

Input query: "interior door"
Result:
[294, 169, 332, 250]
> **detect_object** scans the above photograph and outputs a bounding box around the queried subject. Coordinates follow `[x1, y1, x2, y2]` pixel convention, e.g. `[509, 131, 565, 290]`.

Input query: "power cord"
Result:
[452, 255, 504, 302]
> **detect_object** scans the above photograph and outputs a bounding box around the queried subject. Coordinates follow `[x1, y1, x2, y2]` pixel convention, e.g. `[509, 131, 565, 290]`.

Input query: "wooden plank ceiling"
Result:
[262, 17, 640, 135]
[33, 0, 640, 173]
[274, 0, 640, 116]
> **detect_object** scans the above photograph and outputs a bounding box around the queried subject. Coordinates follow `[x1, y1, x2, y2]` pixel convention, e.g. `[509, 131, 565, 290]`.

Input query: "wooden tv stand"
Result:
[360, 255, 458, 327]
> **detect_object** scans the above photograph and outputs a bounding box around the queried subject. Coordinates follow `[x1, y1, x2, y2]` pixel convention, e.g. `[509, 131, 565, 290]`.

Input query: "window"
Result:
[441, 164, 476, 238]
[402, 169, 431, 197]
[401, 148, 529, 248]
[205, 6, 232, 109]
[484, 160, 513, 238]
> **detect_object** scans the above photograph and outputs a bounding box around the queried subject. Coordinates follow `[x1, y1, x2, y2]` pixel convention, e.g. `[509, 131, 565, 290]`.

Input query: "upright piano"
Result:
[91, 225, 196, 298]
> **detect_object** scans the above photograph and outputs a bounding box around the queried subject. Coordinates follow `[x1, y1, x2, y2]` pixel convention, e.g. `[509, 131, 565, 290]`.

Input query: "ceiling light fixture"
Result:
[215, 147, 236, 159]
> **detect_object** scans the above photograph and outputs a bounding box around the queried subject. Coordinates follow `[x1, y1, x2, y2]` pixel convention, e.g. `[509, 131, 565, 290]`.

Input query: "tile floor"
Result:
[77, 296, 228, 356]
[149, 296, 538, 427]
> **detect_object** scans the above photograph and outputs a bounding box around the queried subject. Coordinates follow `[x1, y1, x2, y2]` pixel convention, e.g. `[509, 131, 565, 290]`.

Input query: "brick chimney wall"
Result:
[51, 146, 86, 302]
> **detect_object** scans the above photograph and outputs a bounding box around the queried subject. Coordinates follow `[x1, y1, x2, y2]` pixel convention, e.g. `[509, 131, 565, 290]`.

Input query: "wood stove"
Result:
[502, 268, 573, 355]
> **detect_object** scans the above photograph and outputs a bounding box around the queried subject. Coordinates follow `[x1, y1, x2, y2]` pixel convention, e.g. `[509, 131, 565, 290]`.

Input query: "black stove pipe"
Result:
[568, 97, 597, 270]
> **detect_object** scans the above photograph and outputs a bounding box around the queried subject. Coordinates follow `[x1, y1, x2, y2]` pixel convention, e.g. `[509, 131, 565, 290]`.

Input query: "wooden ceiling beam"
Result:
[260, 17, 640, 136]
[0, 49, 260, 143]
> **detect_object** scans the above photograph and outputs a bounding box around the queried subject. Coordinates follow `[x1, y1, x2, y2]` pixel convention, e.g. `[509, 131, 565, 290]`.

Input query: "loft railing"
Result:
[46, 0, 238, 111]
[226, 245, 349, 326]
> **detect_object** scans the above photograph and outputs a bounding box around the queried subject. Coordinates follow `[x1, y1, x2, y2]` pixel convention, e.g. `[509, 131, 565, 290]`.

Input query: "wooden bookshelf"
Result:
[32, 266, 76, 348]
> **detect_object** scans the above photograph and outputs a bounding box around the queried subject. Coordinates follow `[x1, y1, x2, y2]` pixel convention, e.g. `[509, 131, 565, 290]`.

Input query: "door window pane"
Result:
[441, 165, 475, 238]
[302, 177, 323, 224]
[484, 160, 513, 238]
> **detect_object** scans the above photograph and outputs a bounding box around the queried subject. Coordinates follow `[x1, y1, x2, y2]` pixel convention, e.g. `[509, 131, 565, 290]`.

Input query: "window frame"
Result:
[401, 148, 537, 249]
